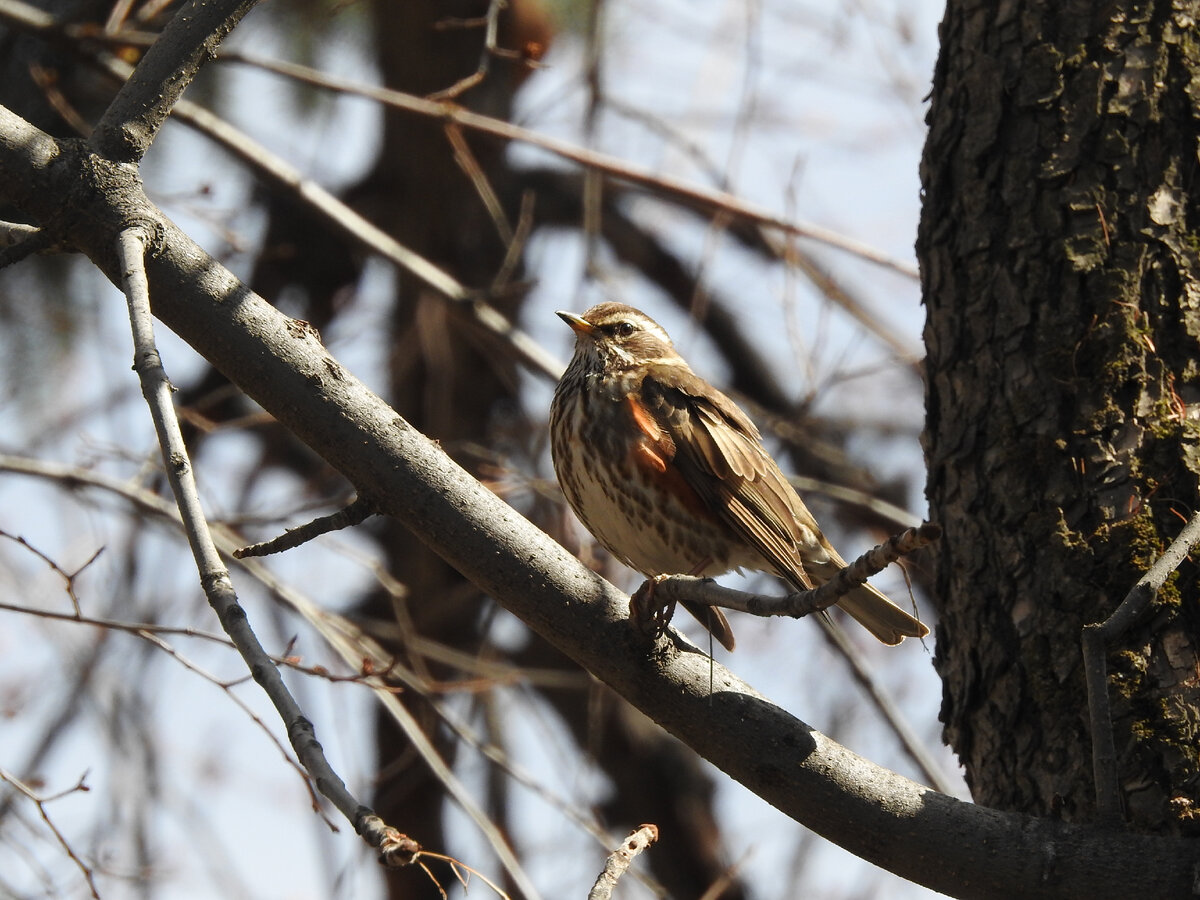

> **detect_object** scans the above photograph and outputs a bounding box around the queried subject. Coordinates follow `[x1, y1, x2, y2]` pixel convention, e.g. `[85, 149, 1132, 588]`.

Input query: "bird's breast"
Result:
[553, 384, 736, 577]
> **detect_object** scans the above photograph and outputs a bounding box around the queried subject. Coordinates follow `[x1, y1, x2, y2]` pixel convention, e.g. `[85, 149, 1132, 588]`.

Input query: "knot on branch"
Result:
[356, 809, 422, 867]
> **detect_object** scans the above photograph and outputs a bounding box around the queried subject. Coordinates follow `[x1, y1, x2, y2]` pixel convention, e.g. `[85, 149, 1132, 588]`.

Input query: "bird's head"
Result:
[556, 303, 680, 373]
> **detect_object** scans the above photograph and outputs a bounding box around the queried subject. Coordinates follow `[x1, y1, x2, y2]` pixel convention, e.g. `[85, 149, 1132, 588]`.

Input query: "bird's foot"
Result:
[630, 574, 676, 640]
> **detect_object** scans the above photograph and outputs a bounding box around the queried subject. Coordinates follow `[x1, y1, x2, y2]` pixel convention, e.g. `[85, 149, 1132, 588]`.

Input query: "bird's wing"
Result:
[639, 365, 827, 588]
[637, 364, 928, 644]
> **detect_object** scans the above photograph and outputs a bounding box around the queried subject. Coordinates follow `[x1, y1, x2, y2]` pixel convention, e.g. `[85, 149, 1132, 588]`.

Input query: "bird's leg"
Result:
[629, 560, 714, 639]
[630, 574, 674, 638]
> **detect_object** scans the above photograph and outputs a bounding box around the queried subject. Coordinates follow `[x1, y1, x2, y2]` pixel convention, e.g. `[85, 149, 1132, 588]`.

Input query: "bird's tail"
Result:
[834, 580, 928, 645]
[680, 599, 737, 651]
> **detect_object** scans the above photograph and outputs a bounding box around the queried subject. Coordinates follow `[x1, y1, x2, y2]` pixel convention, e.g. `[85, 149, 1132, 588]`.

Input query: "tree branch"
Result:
[0, 768, 99, 898]
[588, 824, 658, 900]
[652, 523, 938, 619]
[89, 0, 260, 161]
[233, 495, 376, 558]
[115, 227, 418, 866]
[1082, 511, 1200, 824]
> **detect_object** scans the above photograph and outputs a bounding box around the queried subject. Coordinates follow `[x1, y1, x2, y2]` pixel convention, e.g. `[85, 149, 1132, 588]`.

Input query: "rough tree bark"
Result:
[920, 0, 1200, 831]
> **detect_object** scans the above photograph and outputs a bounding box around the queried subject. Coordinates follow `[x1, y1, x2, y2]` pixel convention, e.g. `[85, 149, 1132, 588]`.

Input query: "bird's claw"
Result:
[630, 575, 676, 639]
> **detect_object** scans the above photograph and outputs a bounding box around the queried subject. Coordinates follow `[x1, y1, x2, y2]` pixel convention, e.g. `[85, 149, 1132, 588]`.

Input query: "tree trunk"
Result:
[919, 1, 1200, 833]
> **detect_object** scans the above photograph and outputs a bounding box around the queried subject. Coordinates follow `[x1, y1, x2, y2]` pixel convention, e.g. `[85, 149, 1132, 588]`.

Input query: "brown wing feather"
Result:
[641, 365, 825, 588]
[638, 362, 928, 645]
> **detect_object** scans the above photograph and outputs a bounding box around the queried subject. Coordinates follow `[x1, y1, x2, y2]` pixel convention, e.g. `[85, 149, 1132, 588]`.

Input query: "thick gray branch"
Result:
[0, 104, 61, 208]
[2, 106, 1198, 900]
[90, 0, 259, 161]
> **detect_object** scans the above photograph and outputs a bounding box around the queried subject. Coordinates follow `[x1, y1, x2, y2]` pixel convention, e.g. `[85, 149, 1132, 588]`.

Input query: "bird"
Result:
[549, 301, 928, 651]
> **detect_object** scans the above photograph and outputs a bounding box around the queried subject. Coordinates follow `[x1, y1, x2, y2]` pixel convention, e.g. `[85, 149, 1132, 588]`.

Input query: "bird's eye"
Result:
[613, 321, 635, 337]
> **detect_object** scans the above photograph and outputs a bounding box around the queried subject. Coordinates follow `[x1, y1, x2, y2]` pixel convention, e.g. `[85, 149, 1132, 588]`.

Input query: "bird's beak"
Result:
[556, 310, 595, 335]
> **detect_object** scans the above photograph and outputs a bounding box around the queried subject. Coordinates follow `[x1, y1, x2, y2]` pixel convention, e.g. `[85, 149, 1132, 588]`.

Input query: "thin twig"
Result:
[115, 227, 410, 861]
[0, 529, 102, 615]
[443, 121, 514, 245]
[0, 453, 545, 896]
[0, 768, 99, 898]
[491, 188, 535, 294]
[233, 495, 375, 558]
[415, 850, 515, 898]
[1082, 511, 1200, 824]
[786, 474, 921, 532]
[655, 523, 940, 618]
[588, 824, 658, 900]
[130, 626, 333, 821]
[214, 50, 919, 278]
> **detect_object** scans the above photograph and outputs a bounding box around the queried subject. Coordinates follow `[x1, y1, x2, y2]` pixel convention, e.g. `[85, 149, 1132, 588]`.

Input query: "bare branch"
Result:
[1082, 511, 1200, 824]
[90, 0, 260, 161]
[233, 496, 375, 558]
[588, 824, 658, 900]
[115, 227, 414, 869]
[0, 529, 102, 615]
[653, 523, 939, 619]
[0, 768, 99, 899]
[217, 51, 919, 278]
[444, 121, 514, 245]
[0, 103, 62, 215]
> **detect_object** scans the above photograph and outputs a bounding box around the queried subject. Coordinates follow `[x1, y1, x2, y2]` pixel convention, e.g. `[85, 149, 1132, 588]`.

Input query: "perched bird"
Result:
[549, 302, 927, 651]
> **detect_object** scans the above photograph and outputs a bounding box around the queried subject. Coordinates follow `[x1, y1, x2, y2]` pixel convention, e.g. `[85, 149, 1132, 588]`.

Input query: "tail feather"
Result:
[680, 599, 737, 651]
[835, 581, 928, 645]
